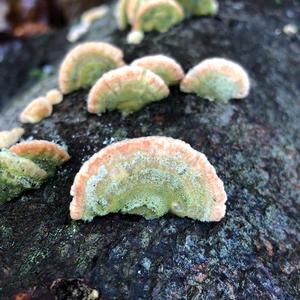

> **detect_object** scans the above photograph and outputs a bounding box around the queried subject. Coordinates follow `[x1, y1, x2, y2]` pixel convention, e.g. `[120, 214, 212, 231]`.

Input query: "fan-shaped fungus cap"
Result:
[180, 58, 250, 102]
[20, 97, 53, 124]
[131, 54, 184, 85]
[58, 42, 125, 94]
[0, 128, 25, 149]
[70, 136, 227, 222]
[87, 66, 169, 116]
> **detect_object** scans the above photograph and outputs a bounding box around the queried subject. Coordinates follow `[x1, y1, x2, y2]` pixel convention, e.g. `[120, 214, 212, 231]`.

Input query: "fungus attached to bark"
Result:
[176, 0, 219, 16]
[46, 89, 63, 105]
[116, 0, 218, 44]
[20, 97, 53, 124]
[142, 0, 184, 30]
[129, 0, 184, 43]
[87, 66, 169, 116]
[0, 140, 70, 204]
[0, 128, 25, 149]
[81, 5, 109, 25]
[10, 140, 70, 175]
[0, 149, 47, 204]
[58, 42, 125, 94]
[180, 58, 250, 102]
[116, 0, 130, 30]
[70, 136, 227, 222]
[131, 54, 184, 85]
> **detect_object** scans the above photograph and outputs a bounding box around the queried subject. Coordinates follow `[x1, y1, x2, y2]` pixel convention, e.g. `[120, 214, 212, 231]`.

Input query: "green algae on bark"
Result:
[70, 136, 227, 222]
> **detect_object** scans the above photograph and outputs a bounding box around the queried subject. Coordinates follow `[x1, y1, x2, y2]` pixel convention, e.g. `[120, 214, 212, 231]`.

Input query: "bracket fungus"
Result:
[131, 55, 184, 85]
[0, 140, 70, 204]
[180, 58, 250, 102]
[10, 140, 70, 174]
[20, 97, 53, 124]
[0, 128, 24, 149]
[116, 0, 130, 30]
[46, 89, 63, 105]
[58, 42, 125, 94]
[117, 0, 219, 44]
[67, 6, 109, 43]
[87, 66, 169, 116]
[177, 0, 219, 16]
[81, 5, 109, 25]
[117, 0, 184, 44]
[131, 0, 184, 33]
[70, 136, 227, 222]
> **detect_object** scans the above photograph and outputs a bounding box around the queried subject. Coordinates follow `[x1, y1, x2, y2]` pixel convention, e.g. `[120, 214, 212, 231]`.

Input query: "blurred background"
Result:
[0, 0, 108, 40]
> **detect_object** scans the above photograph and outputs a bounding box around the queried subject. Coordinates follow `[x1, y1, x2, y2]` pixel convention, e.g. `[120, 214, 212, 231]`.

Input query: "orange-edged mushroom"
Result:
[58, 42, 125, 94]
[131, 54, 184, 85]
[87, 66, 169, 116]
[180, 58, 250, 102]
[70, 136, 227, 222]
[10, 140, 70, 175]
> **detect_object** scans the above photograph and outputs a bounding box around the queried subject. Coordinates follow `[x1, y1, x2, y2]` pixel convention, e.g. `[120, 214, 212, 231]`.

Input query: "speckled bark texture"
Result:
[0, 1, 300, 299]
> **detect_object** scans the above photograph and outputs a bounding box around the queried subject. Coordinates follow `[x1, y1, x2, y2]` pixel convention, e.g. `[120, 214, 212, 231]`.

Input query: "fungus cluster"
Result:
[20, 89, 63, 124]
[0, 140, 70, 204]
[116, 0, 219, 44]
[70, 136, 226, 222]
[2, 3, 254, 224]
[58, 42, 250, 115]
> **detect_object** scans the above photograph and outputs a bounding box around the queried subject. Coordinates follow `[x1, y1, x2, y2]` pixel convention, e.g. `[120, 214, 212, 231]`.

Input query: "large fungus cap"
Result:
[70, 136, 227, 222]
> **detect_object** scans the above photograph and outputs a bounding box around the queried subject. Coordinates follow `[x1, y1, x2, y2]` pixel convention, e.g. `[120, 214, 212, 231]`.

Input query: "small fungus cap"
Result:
[126, 30, 144, 44]
[131, 54, 184, 85]
[180, 57, 250, 102]
[0, 128, 24, 149]
[20, 97, 53, 124]
[133, 0, 185, 33]
[46, 89, 63, 105]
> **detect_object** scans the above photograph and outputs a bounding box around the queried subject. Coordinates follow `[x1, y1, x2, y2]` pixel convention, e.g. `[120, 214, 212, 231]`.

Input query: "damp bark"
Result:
[0, 0, 300, 299]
